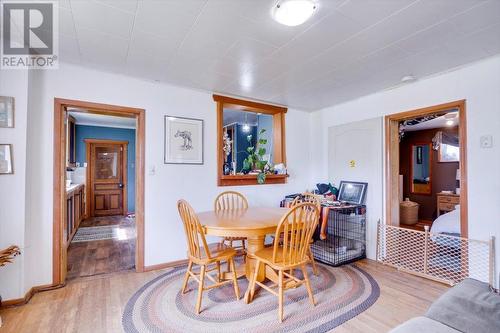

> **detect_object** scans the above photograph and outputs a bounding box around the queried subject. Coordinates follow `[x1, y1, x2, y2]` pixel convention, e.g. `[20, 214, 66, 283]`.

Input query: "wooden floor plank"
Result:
[0, 259, 449, 332]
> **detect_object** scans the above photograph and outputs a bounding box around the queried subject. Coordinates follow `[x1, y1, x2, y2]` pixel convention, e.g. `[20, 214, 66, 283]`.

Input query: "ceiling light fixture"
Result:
[446, 120, 454, 126]
[242, 113, 250, 133]
[272, 0, 316, 27]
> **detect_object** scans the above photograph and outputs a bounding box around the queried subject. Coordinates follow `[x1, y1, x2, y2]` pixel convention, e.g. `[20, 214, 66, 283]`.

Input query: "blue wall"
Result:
[75, 125, 136, 212]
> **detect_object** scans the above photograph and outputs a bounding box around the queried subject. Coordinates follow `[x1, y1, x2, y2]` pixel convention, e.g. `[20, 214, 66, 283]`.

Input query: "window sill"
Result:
[218, 174, 288, 186]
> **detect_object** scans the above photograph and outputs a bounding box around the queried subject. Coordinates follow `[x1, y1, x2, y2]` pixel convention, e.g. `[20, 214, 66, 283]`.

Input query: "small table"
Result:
[197, 207, 288, 302]
[437, 193, 460, 216]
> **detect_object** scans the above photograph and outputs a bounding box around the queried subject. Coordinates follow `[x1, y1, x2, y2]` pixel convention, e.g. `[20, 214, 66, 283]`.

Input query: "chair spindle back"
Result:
[291, 193, 321, 211]
[177, 199, 211, 260]
[214, 191, 248, 211]
[272, 203, 319, 266]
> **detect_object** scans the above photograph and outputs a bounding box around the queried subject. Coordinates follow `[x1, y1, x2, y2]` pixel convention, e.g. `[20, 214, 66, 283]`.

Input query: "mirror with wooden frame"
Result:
[411, 143, 432, 195]
[213, 94, 287, 186]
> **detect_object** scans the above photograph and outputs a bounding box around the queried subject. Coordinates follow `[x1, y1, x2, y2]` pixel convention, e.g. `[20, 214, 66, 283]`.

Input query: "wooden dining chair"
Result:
[248, 202, 320, 322]
[177, 199, 240, 314]
[290, 193, 321, 275]
[214, 191, 249, 257]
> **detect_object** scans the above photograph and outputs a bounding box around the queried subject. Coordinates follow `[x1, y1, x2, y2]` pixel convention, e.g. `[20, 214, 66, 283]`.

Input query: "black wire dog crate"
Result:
[311, 205, 366, 266]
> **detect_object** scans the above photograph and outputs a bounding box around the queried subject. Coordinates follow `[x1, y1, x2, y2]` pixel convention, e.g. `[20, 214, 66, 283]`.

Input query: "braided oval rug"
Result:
[122, 263, 379, 333]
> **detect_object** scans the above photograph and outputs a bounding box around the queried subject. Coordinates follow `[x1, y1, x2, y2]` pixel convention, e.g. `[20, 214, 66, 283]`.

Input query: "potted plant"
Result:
[242, 129, 273, 184]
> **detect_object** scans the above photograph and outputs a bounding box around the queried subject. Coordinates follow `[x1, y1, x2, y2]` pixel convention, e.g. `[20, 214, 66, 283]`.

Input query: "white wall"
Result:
[312, 55, 500, 286]
[1, 63, 314, 299]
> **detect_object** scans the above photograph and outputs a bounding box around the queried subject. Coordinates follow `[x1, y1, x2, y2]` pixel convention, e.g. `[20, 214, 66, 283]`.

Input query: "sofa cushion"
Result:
[389, 317, 460, 333]
[426, 278, 500, 333]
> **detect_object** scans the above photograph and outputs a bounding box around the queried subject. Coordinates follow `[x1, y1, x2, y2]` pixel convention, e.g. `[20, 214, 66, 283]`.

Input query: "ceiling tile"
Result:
[129, 29, 180, 60]
[61, 0, 499, 110]
[76, 27, 129, 64]
[395, 20, 462, 54]
[94, 0, 138, 13]
[271, 10, 363, 65]
[225, 37, 278, 64]
[71, 0, 135, 38]
[452, 0, 500, 35]
[134, 0, 201, 38]
[338, 0, 417, 28]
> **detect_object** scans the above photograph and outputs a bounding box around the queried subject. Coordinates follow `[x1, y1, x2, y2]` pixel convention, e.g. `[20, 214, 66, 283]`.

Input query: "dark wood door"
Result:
[88, 141, 128, 216]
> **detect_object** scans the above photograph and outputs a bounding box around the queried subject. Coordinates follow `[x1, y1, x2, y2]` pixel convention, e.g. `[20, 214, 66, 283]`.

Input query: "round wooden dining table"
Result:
[197, 207, 288, 283]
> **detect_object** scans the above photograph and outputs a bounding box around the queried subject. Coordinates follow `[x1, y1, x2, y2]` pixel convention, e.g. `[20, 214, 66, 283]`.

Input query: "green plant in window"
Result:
[242, 129, 272, 184]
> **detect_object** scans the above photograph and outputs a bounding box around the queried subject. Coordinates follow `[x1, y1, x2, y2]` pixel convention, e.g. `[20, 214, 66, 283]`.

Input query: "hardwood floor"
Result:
[66, 215, 136, 280]
[0, 259, 449, 333]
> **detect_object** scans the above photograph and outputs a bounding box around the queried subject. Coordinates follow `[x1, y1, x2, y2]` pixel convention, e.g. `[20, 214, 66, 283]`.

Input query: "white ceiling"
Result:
[69, 110, 136, 129]
[55, 0, 500, 111]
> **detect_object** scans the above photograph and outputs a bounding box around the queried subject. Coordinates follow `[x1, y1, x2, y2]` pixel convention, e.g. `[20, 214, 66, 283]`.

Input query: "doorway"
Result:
[385, 100, 468, 237]
[53, 99, 145, 285]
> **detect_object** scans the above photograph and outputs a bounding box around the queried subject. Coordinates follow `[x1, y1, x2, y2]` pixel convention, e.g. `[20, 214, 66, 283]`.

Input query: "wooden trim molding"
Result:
[385, 100, 468, 237]
[213, 94, 288, 186]
[143, 259, 189, 272]
[0, 283, 64, 308]
[212, 94, 287, 114]
[53, 98, 146, 286]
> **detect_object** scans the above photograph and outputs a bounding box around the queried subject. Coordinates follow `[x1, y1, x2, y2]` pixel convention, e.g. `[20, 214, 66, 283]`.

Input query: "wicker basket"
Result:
[400, 198, 419, 225]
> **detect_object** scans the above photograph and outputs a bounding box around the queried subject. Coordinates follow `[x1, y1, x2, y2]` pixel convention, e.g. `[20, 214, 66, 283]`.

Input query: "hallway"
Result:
[66, 215, 136, 280]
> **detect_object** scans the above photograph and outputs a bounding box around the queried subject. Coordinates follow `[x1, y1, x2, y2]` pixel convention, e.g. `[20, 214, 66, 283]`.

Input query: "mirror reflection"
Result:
[222, 109, 274, 175]
[411, 143, 432, 194]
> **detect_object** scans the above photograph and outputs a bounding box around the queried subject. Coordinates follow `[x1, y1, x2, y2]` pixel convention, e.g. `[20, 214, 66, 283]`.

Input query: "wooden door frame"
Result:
[85, 139, 129, 217]
[385, 100, 468, 237]
[53, 98, 146, 285]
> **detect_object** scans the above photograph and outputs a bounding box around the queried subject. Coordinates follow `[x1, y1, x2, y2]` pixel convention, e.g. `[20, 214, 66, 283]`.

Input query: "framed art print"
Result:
[0, 96, 15, 128]
[164, 116, 203, 164]
[338, 181, 368, 205]
[0, 144, 13, 174]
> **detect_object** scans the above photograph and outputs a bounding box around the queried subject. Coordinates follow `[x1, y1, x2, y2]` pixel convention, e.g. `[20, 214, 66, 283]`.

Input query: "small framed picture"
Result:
[0, 96, 15, 128]
[338, 181, 368, 205]
[0, 144, 13, 174]
[438, 143, 459, 162]
[164, 116, 203, 164]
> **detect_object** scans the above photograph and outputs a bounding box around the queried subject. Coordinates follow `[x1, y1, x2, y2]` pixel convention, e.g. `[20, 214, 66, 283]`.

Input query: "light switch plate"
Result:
[148, 165, 155, 175]
[480, 135, 493, 148]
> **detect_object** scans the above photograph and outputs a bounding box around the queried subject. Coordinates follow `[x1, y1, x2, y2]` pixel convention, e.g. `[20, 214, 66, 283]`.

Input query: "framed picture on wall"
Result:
[0, 144, 13, 174]
[338, 181, 368, 205]
[164, 116, 203, 164]
[0, 96, 15, 128]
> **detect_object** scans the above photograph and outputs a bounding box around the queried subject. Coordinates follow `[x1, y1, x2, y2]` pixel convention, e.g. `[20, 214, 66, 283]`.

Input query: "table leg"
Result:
[244, 235, 266, 303]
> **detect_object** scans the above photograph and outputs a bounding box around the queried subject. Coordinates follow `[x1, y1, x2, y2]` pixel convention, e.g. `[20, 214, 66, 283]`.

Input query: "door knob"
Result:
[118, 183, 124, 188]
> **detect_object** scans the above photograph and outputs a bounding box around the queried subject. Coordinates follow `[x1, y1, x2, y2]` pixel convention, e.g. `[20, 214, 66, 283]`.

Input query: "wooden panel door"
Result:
[88, 141, 128, 217]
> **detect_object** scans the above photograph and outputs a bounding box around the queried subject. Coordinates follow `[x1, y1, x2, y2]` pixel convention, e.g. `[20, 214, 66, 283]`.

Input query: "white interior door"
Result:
[328, 117, 383, 259]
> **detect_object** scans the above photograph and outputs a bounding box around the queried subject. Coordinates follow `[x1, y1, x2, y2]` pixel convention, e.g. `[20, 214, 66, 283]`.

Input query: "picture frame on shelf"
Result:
[338, 181, 368, 205]
[0, 144, 13, 174]
[164, 115, 203, 164]
[0, 96, 14, 128]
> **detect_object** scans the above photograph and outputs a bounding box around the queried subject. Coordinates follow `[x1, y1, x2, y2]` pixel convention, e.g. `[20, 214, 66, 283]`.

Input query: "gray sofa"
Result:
[390, 278, 500, 333]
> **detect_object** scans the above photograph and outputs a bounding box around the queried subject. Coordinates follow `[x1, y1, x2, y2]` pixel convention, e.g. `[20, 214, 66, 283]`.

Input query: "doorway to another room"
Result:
[54, 99, 145, 284]
[386, 100, 468, 237]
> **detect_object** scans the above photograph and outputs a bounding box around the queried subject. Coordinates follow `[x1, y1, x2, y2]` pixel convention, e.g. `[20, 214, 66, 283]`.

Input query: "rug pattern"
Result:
[72, 226, 119, 242]
[122, 263, 379, 332]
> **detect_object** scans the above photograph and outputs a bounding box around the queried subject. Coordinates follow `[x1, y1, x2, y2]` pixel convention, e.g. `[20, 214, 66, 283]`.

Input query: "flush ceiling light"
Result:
[446, 120, 454, 126]
[272, 0, 316, 27]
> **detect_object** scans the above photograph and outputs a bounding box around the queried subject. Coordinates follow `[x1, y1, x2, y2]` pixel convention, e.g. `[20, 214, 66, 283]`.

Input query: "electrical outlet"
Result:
[480, 135, 493, 148]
